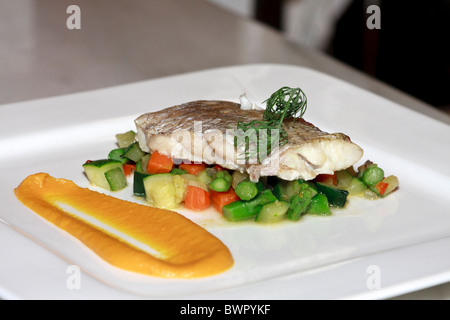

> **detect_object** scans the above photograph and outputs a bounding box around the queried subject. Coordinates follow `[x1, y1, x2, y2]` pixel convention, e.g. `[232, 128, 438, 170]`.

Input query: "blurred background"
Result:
[208, 0, 450, 112]
[2, 0, 448, 115]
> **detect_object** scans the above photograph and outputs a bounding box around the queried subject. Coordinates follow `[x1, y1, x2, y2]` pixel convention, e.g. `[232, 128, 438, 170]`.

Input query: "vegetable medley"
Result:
[83, 130, 399, 224]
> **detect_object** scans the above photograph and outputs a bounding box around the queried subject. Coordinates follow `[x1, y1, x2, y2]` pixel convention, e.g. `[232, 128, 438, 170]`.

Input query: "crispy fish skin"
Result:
[135, 100, 363, 181]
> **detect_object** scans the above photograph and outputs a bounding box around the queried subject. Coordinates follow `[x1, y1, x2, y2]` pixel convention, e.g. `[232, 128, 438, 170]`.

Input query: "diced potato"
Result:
[173, 174, 187, 204]
[143, 173, 183, 209]
[181, 174, 209, 191]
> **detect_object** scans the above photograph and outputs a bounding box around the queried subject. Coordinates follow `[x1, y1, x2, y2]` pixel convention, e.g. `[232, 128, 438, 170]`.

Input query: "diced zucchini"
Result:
[135, 160, 144, 173]
[254, 189, 278, 206]
[123, 142, 146, 163]
[116, 130, 136, 148]
[136, 153, 151, 173]
[315, 182, 349, 207]
[336, 170, 354, 189]
[306, 193, 331, 215]
[302, 182, 318, 198]
[273, 179, 304, 202]
[364, 188, 379, 200]
[143, 173, 185, 209]
[255, 200, 290, 224]
[108, 148, 128, 165]
[133, 171, 150, 197]
[104, 167, 127, 191]
[345, 177, 367, 196]
[272, 181, 285, 200]
[83, 159, 124, 190]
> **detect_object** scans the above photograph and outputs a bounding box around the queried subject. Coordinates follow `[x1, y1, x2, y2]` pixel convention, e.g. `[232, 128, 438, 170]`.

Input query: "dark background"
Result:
[255, 0, 450, 111]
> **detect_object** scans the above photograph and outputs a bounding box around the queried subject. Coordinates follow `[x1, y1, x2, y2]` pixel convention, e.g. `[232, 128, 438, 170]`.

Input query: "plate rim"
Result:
[1, 63, 450, 300]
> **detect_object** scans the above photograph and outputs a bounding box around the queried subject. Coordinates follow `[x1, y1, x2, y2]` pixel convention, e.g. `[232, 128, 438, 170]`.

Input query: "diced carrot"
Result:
[210, 188, 240, 214]
[146, 151, 174, 174]
[184, 186, 210, 211]
[123, 163, 136, 176]
[179, 162, 207, 175]
[376, 181, 389, 195]
[315, 173, 337, 185]
[214, 165, 225, 172]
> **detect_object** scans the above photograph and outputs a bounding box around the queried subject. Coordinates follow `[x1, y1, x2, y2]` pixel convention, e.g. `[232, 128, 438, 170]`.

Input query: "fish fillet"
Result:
[135, 100, 363, 181]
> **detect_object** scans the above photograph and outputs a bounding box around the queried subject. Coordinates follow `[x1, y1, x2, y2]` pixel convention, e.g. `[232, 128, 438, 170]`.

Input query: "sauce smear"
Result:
[14, 173, 233, 278]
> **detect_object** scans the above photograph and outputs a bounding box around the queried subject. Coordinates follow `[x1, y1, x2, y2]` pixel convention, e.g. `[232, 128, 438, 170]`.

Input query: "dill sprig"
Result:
[263, 86, 308, 123]
[235, 86, 307, 163]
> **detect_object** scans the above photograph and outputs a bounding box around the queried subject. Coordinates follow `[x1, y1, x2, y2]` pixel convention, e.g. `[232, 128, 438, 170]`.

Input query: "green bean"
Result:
[209, 177, 231, 192]
[235, 180, 258, 200]
[215, 170, 232, 183]
[361, 166, 384, 186]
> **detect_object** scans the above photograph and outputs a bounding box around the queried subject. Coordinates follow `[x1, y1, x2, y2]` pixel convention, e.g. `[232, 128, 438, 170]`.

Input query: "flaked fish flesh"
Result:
[135, 100, 363, 181]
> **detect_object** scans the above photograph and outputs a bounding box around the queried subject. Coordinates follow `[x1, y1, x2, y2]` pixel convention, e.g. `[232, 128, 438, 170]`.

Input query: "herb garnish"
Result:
[235, 86, 307, 164]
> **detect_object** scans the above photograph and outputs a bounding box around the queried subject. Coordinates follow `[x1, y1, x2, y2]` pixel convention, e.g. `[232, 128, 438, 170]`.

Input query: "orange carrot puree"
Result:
[14, 173, 233, 278]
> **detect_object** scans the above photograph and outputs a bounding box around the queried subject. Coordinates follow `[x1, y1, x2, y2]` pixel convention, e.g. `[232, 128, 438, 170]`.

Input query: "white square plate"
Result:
[1, 64, 449, 299]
